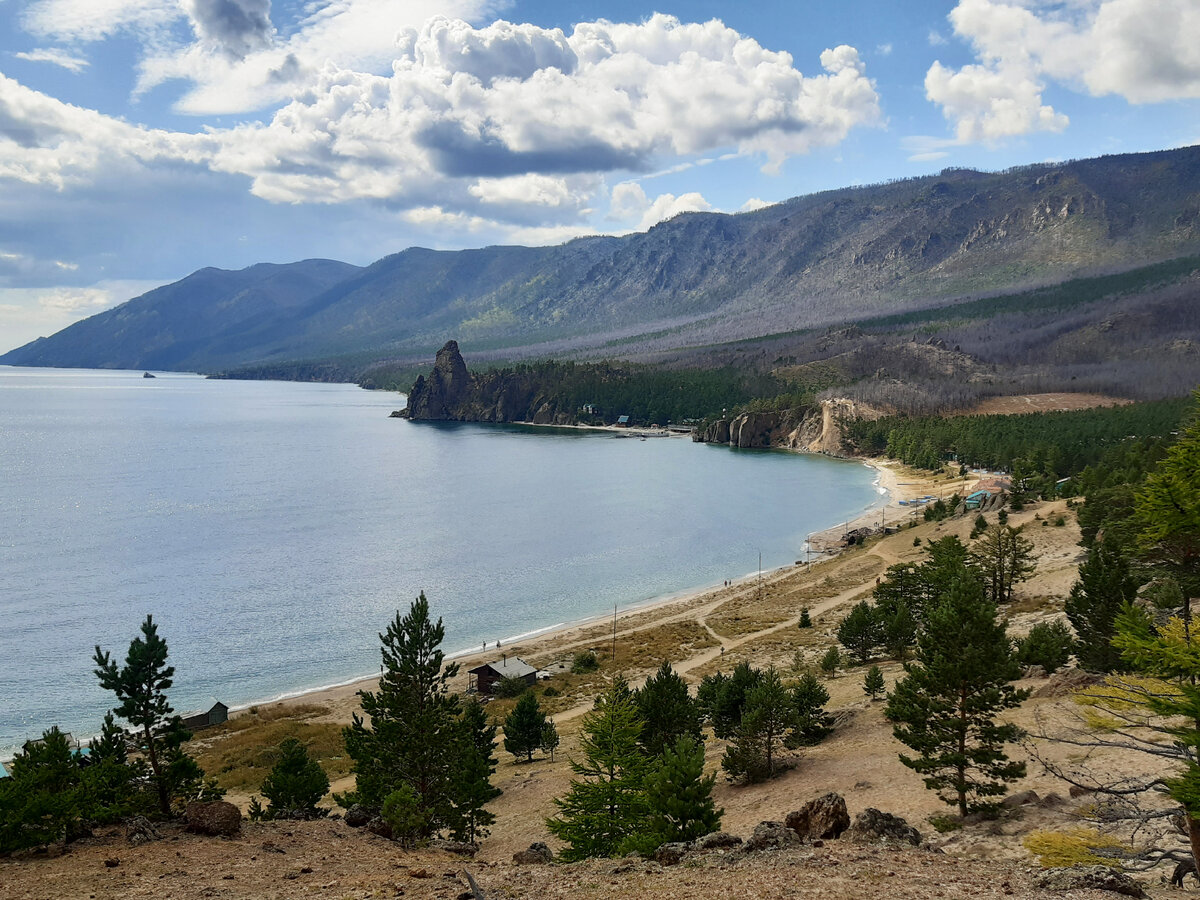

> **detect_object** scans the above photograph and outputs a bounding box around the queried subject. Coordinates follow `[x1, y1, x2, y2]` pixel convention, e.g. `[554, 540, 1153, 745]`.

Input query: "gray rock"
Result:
[126, 816, 160, 845]
[343, 805, 371, 828]
[184, 801, 242, 837]
[745, 820, 802, 852]
[845, 808, 921, 846]
[365, 817, 393, 840]
[513, 842, 554, 864]
[785, 793, 851, 841]
[430, 839, 478, 857]
[693, 831, 742, 850]
[1033, 865, 1147, 897]
[654, 842, 689, 866]
[1000, 790, 1039, 809]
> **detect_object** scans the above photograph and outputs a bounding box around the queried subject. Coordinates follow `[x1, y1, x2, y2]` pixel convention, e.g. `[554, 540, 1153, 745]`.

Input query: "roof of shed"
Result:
[469, 657, 537, 678]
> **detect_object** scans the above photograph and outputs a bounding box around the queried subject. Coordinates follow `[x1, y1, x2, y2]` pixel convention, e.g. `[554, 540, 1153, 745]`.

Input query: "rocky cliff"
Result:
[692, 398, 883, 452]
[397, 340, 576, 424]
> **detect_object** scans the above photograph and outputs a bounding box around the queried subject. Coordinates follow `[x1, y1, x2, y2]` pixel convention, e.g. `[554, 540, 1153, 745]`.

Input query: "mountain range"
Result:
[4, 145, 1200, 376]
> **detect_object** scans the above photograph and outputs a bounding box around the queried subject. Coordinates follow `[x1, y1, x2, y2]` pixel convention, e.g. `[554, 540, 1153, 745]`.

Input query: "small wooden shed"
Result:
[468, 656, 537, 695]
[181, 701, 229, 731]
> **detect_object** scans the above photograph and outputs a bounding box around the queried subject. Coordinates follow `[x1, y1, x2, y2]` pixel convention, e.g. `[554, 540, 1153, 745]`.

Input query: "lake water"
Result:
[0, 366, 881, 757]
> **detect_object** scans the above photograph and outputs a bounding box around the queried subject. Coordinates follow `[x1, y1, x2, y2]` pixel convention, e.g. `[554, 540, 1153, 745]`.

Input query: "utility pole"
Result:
[611, 603, 617, 662]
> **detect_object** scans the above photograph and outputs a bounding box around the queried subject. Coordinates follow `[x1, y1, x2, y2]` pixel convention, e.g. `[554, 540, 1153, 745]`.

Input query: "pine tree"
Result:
[885, 574, 1029, 817]
[504, 691, 548, 762]
[93, 614, 202, 817]
[634, 661, 702, 757]
[789, 672, 834, 745]
[1014, 621, 1074, 674]
[970, 524, 1037, 605]
[260, 738, 329, 819]
[547, 681, 649, 860]
[1065, 540, 1140, 672]
[82, 712, 142, 824]
[342, 593, 461, 835]
[540, 720, 560, 760]
[880, 599, 918, 660]
[863, 665, 885, 700]
[798, 608, 813, 628]
[819, 646, 841, 676]
[722, 667, 795, 782]
[697, 662, 761, 739]
[639, 736, 721, 849]
[837, 601, 883, 665]
[450, 698, 501, 842]
[0, 728, 85, 851]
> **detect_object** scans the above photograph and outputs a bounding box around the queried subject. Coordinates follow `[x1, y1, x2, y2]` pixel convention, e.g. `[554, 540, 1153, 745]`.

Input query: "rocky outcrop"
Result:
[1033, 865, 1147, 897]
[399, 341, 576, 425]
[785, 793, 851, 841]
[745, 821, 803, 852]
[513, 842, 554, 864]
[184, 801, 242, 837]
[693, 397, 883, 453]
[845, 808, 922, 846]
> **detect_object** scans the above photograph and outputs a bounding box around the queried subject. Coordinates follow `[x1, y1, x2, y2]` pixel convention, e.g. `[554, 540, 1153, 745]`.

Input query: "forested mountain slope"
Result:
[5, 145, 1200, 373]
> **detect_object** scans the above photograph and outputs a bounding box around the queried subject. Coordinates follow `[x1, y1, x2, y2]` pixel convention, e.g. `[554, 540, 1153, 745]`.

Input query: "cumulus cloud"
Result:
[13, 48, 90, 73]
[607, 181, 713, 230]
[0, 13, 879, 235]
[21, 0, 181, 43]
[183, 0, 273, 58]
[740, 197, 773, 212]
[928, 0, 1200, 141]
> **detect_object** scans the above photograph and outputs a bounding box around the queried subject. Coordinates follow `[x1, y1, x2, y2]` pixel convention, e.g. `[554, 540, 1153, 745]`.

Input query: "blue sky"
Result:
[1, 0, 1198, 352]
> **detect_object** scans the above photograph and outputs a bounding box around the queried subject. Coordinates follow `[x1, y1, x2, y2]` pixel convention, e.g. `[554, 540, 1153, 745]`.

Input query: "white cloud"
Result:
[0, 13, 879, 242]
[928, 29, 948, 46]
[21, 0, 180, 43]
[13, 48, 90, 72]
[739, 197, 772, 212]
[607, 181, 713, 230]
[876, 43, 893, 56]
[928, 0, 1200, 142]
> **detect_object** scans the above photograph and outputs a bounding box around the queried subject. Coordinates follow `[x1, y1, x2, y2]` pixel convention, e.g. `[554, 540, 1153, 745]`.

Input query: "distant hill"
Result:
[4, 145, 1200, 374]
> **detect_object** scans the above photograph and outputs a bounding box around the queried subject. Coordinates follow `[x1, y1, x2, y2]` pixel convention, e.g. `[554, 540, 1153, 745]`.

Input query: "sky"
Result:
[1, 0, 1199, 353]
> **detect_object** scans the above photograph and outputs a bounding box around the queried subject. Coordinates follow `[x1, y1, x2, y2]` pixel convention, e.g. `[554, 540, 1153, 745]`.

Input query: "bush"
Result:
[382, 785, 429, 848]
[492, 675, 531, 698]
[571, 651, 600, 674]
[1015, 621, 1075, 674]
[542, 685, 560, 697]
[259, 738, 329, 820]
[819, 646, 841, 676]
[1023, 828, 1123, 868]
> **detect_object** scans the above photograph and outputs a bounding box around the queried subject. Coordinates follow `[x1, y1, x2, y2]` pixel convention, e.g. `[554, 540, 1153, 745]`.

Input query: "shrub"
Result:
[492, 675, 531, 698]
[542, 685, 560, 697]
[798, 608, 813, 628]
[1015, 621, 1075, 674]
[382, 784, 429, 848]
[571, 651, 600, 674]
[819, 646, 841, 676]
[259, 738, 329, 820]
[1023, 828, 1123, 868]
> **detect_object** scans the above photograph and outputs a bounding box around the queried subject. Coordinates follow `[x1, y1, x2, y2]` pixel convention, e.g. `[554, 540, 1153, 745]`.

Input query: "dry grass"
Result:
[189, 704, 351, 794]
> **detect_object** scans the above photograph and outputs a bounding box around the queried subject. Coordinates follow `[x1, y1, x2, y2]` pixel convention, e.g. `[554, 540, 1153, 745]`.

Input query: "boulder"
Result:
[745, 820, 802, 852]
[845, 808, 921, 846]
[654, 842, 689, 866]
[693, 831, 742, 850]
[184, 801, 242, 837]
[1033, 865, 1147, 897]
[365, 817, 393, 840]
[430, 839, 478, 857]
[343, 805, 371, 828]
[1001, 790, 1039, 809]
[513, 842, 554, 864]
[785, 793, 851, 841]
[126, 816, 161, 845]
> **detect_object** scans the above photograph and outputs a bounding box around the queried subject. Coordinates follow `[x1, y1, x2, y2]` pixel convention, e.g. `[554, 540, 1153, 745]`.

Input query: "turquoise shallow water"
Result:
[0, 366, 881, 756]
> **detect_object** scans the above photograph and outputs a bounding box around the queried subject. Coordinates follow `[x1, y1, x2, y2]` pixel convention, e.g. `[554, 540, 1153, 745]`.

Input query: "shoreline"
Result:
[224, 452, 925, 720]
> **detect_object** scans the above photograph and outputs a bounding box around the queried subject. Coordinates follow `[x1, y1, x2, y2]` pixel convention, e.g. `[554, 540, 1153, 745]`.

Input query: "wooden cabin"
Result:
[468, 657, 537, 695]
[181, 701, 229, 731]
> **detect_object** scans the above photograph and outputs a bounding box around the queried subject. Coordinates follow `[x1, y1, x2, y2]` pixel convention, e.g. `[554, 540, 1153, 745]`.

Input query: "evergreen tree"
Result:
[1014, 621, 1075, 674]
[722, 667, 795, 782]
[540, 720, 560, 760]
[1135, 396, 1200, 625]
[81, 712, 143, 824]
[342, 593, 461, 835]
[837, 601, 883, 665]
[638, 736, 721, 850]
[93, 614, 202, 817]
[1065, 540, 1140, 672]
[789, 672, 834, 745]
[697, 662, 761, 739]
[819, 646, 841, 676]
[798, 608, 813, 628]
[450, 698, 501, 843]
[0, 728, 85, 852]
[634, 662, 702, 757]
[863, 665, 885, 700]
[504, 691, 549, 762]
[880, 599, 918, 660]
[970, 524, 1037, 605]
[547, 681, 649, 860]
[260, 738, 329, 820]
[885, 575, 1029, 817]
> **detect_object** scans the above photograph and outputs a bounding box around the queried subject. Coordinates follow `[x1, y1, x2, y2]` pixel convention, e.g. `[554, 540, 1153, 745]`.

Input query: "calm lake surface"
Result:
[0, 366, 880, 756]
